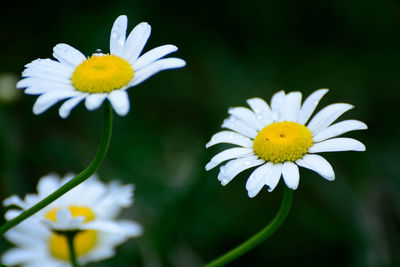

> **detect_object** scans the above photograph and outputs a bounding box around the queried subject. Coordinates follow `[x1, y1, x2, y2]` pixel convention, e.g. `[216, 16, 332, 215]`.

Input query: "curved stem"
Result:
[65, 231, 80, 267]
[204, 186, 294, 267]
[0, 103, 113, 235]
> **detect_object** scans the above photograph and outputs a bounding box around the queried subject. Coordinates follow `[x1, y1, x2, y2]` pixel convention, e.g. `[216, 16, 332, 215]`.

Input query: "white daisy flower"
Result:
[206, 89, 367, 198]
[2, 173, 142, 267]
[17, 15, 186, 118]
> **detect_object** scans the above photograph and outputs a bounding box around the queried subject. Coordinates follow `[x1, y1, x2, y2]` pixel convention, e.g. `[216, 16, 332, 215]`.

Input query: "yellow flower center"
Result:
[253, 121, 313, 163]
[71, 54, 134, 93]
[45, 206, 97, 261]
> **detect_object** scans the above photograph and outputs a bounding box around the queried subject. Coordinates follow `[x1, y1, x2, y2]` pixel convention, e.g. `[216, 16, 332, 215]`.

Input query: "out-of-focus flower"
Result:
[2, 173, 142, 266]
[0, 73, 20, 103]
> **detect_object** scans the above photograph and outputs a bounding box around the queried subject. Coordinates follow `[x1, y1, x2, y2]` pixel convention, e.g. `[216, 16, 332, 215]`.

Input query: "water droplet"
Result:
[111, 32, 118, 39]
[220, 167, 226, 173]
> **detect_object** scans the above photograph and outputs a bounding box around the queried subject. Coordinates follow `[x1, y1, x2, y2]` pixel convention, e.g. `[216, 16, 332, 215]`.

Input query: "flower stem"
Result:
[0, 103, 113, 235]
[65, 231, 80, 267]
[204, 186, 294, 267]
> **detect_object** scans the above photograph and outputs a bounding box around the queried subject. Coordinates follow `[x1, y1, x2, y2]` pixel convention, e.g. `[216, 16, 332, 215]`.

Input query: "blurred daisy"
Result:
[206, 89, 367, 197]
[2, 174, 142, 267]
[17, 15, 186, 118]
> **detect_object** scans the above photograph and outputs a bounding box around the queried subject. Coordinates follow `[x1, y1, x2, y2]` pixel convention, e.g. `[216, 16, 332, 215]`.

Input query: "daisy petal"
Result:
[222, 116, 258, 139]
[205, 147, 254, 170]
[3, 195, 26, 209]
[59, 95, 86, 119]
[307, 103, 354, 135]
[110, 15, 128, 56]
[122, 22, 151, 64]
[56, 208, 72, 225]
[108, 90, 130, 116]
[296, 154, 335, 181]
[133, 44, 178, 70]
[37, 174, 61, 196]
[297, 89, 329, 125]
[2, 248, 38, 266]
[22, 69, 72, 83]
[206, 131, 253, 148]
[266, 163, 283, 192]
[4, 210, 22, 220]
[270, 90, 285, 121]
[246, 97, 273, 126]
[283, 92, 302, 122]
[130, 58, 186, 87]
[17, 77, 40, 89]
[218, 156, 264, 186]
[53, 43, 86, 67]
[228, 107, 264, 131]
[116, 220, 143, 237]
[282, 162, 299, 190]
[33, 91, 81, 115]
[83, 220, 126, 234]
[313, 119, 368, 142]
[25, 58, 74, 73]
[246, 162, 272, 198]
[85, 94, 107, 111]
[308, 137, 366, 153]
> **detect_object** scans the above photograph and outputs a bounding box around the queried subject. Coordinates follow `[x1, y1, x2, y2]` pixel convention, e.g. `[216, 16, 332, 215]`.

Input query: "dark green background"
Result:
[0, 0, 399, 266]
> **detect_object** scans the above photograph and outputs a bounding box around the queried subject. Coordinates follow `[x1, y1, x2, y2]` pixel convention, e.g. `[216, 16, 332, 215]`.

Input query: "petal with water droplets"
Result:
[246, 97, 273, 126]
[53, 43, 86, 67]
[228, 107, 264, 131]
[217, 156, 264, 186]
[110, 15, 128, 56]
[206, 147, 254, 171]
[222, 116, 258, 139]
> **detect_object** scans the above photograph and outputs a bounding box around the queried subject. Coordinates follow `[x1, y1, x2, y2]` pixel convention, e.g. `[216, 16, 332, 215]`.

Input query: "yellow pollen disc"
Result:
[45, 206, 97, 260]
[71, 54, 134, 93]
[253, 121, 313, 164]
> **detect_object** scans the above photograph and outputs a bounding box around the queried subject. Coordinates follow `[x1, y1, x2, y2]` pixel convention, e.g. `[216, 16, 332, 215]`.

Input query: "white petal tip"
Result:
[286, 185, 298, 190]
[218, 176, 229, 186]
[247, 191, 257, 198]
[173, 59, 186, 68]
[205, 162, 215, 171]
[116, 15, 127, 20]
[325, 175, 335, 181]
[357, 144, 366, 151]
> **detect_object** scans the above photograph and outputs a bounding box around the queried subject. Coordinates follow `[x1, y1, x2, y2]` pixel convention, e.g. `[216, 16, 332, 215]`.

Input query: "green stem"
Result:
[204, 186, 294, 267]
[65, 231, 80, 267]
[0, 103, 113, 235]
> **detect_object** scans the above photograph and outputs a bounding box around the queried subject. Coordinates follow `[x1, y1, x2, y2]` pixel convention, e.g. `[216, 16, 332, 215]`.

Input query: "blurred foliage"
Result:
[1, 0, 400, 266]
